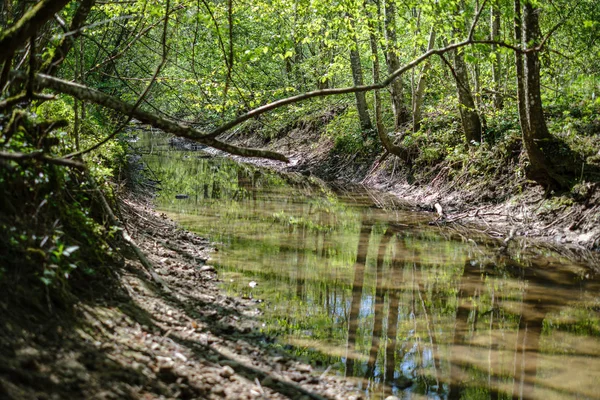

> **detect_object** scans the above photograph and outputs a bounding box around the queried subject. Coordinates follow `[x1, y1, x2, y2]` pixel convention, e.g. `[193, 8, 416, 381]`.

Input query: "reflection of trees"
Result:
[296, 223, 307, 299]
[385, 249, 401, 386]
[159, 157, 600, 399]
[445, 256, 599, 400]
[345, 223, 412, 394]
[365, 228, 394, 379]
[449, 259, 485, 399]
[340, 221, 599, 400]
[345, 218, 373, 375]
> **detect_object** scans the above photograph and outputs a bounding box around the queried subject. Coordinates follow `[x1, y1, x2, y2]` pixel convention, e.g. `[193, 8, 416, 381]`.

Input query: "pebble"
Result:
[15, 347, 41, 364]
[200, 265, 216, 273]
[296, 363, 312, 373]
[174, 352, 187, 362]
[220, 365, 235, 378]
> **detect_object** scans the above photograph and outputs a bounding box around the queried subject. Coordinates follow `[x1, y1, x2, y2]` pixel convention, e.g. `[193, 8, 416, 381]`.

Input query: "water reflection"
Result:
[138, 133, 600, 400]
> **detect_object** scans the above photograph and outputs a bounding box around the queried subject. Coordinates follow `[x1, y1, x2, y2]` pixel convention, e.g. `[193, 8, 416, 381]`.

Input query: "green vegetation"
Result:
[2, 0, 599, 187]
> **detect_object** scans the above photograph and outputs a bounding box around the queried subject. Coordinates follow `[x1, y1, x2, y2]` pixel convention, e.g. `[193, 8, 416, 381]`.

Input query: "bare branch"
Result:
[20, 72, 289, 162]
[0, 151, 86, 169]
[0, 0, 71, 65]
[468, 0, 490, 41]
[0, 51, 14, 92]
[85, 4, 186, 77]
[45, 0, 97, 75]
[536, 0, 583, 52]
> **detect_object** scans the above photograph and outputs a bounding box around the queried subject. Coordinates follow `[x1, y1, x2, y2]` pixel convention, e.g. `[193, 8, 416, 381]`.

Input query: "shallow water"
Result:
[138, 133, 600, 400]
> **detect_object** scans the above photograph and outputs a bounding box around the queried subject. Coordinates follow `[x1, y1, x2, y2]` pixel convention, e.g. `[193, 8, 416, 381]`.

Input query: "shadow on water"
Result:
[137, 131, 600, 400]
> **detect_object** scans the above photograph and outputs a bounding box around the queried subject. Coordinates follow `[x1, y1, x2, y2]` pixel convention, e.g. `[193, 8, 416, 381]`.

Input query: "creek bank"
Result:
[217, 115, 600, 259]
[0, 191, 363, 400]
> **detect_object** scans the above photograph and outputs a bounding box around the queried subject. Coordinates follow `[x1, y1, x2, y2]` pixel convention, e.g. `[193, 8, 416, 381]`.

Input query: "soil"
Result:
[0, 193, 363, 400]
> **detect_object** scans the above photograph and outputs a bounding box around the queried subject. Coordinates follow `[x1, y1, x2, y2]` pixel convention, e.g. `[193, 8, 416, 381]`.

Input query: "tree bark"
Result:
[490, 1, 503, 109]
[369, 22, 412, 163]
[516, 1, 570, 189]
[349, 27, 373, 133]
[368, 1, 385, 138]
[384, 0, 410, 128]
[412, 27, 436, 132]
[454, 46, 482, 144]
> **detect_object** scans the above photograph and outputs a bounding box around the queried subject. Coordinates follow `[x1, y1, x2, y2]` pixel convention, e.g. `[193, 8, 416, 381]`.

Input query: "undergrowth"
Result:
[240, 93, 599, 204]
[0, 99, 127, 315]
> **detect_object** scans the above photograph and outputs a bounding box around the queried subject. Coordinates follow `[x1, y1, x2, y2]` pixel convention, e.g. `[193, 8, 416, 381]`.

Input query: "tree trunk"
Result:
[349, 24, 373, 133]
[454, 47, 482, 144]
[369, 26, 411, 163]
[491, 1, 503, 109]
[412, 27, 436, 132]
[383, 0, 410, 128]
[516, 1, 569, 189]
[368, 2, 385, 138]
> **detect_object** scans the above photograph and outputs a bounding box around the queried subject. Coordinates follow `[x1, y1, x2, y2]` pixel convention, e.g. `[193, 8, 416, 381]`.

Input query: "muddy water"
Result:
[138, 134, 600, 400]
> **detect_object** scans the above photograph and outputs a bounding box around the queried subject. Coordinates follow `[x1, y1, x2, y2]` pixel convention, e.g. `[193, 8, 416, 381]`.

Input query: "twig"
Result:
[65, 0, 172, 159]
[541, 209, 576, 230]
[89, 175, 171, 292]
[0, 150, 86, 169]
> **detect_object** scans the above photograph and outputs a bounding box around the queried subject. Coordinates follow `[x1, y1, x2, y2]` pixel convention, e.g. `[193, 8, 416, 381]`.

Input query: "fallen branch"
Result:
[89, 175, 171, 293]
[18, 72, 289, 162]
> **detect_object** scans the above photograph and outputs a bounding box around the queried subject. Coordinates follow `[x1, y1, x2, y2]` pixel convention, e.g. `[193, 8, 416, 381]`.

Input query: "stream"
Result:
[136, 132, 600, 400]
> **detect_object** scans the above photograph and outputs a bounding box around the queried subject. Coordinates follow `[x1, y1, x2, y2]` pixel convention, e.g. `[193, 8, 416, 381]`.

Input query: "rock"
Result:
[156, 356, 175, 371]
[261, 376, 275, 387]
[290, 372, 304, 382]
[200, 265, 216, 273]
[220, 365, 235, 378]
[58, 358, 86, 372]
[296, 363, 312, 373]
[16, 347, 41, 365]
[385, 397, 401, 400]
[174, 352, 188, 363]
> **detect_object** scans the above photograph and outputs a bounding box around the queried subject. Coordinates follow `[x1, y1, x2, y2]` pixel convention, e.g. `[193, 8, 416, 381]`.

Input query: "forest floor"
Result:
[0, 192, 363, 400]
[226, 114, 600, 263]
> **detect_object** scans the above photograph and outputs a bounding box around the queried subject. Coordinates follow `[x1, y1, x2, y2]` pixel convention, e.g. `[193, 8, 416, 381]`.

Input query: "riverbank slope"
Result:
[224, 109, 600, 257]
[0, 189, 361, 400]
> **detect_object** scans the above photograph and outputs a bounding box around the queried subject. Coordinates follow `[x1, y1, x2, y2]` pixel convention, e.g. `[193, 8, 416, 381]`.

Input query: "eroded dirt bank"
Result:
[219, 119, 600, 259]
[0, 194, 362, 400]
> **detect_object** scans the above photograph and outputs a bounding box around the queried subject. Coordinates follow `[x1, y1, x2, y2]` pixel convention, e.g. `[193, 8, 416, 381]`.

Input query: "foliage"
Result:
[0, 158, 119, 307]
